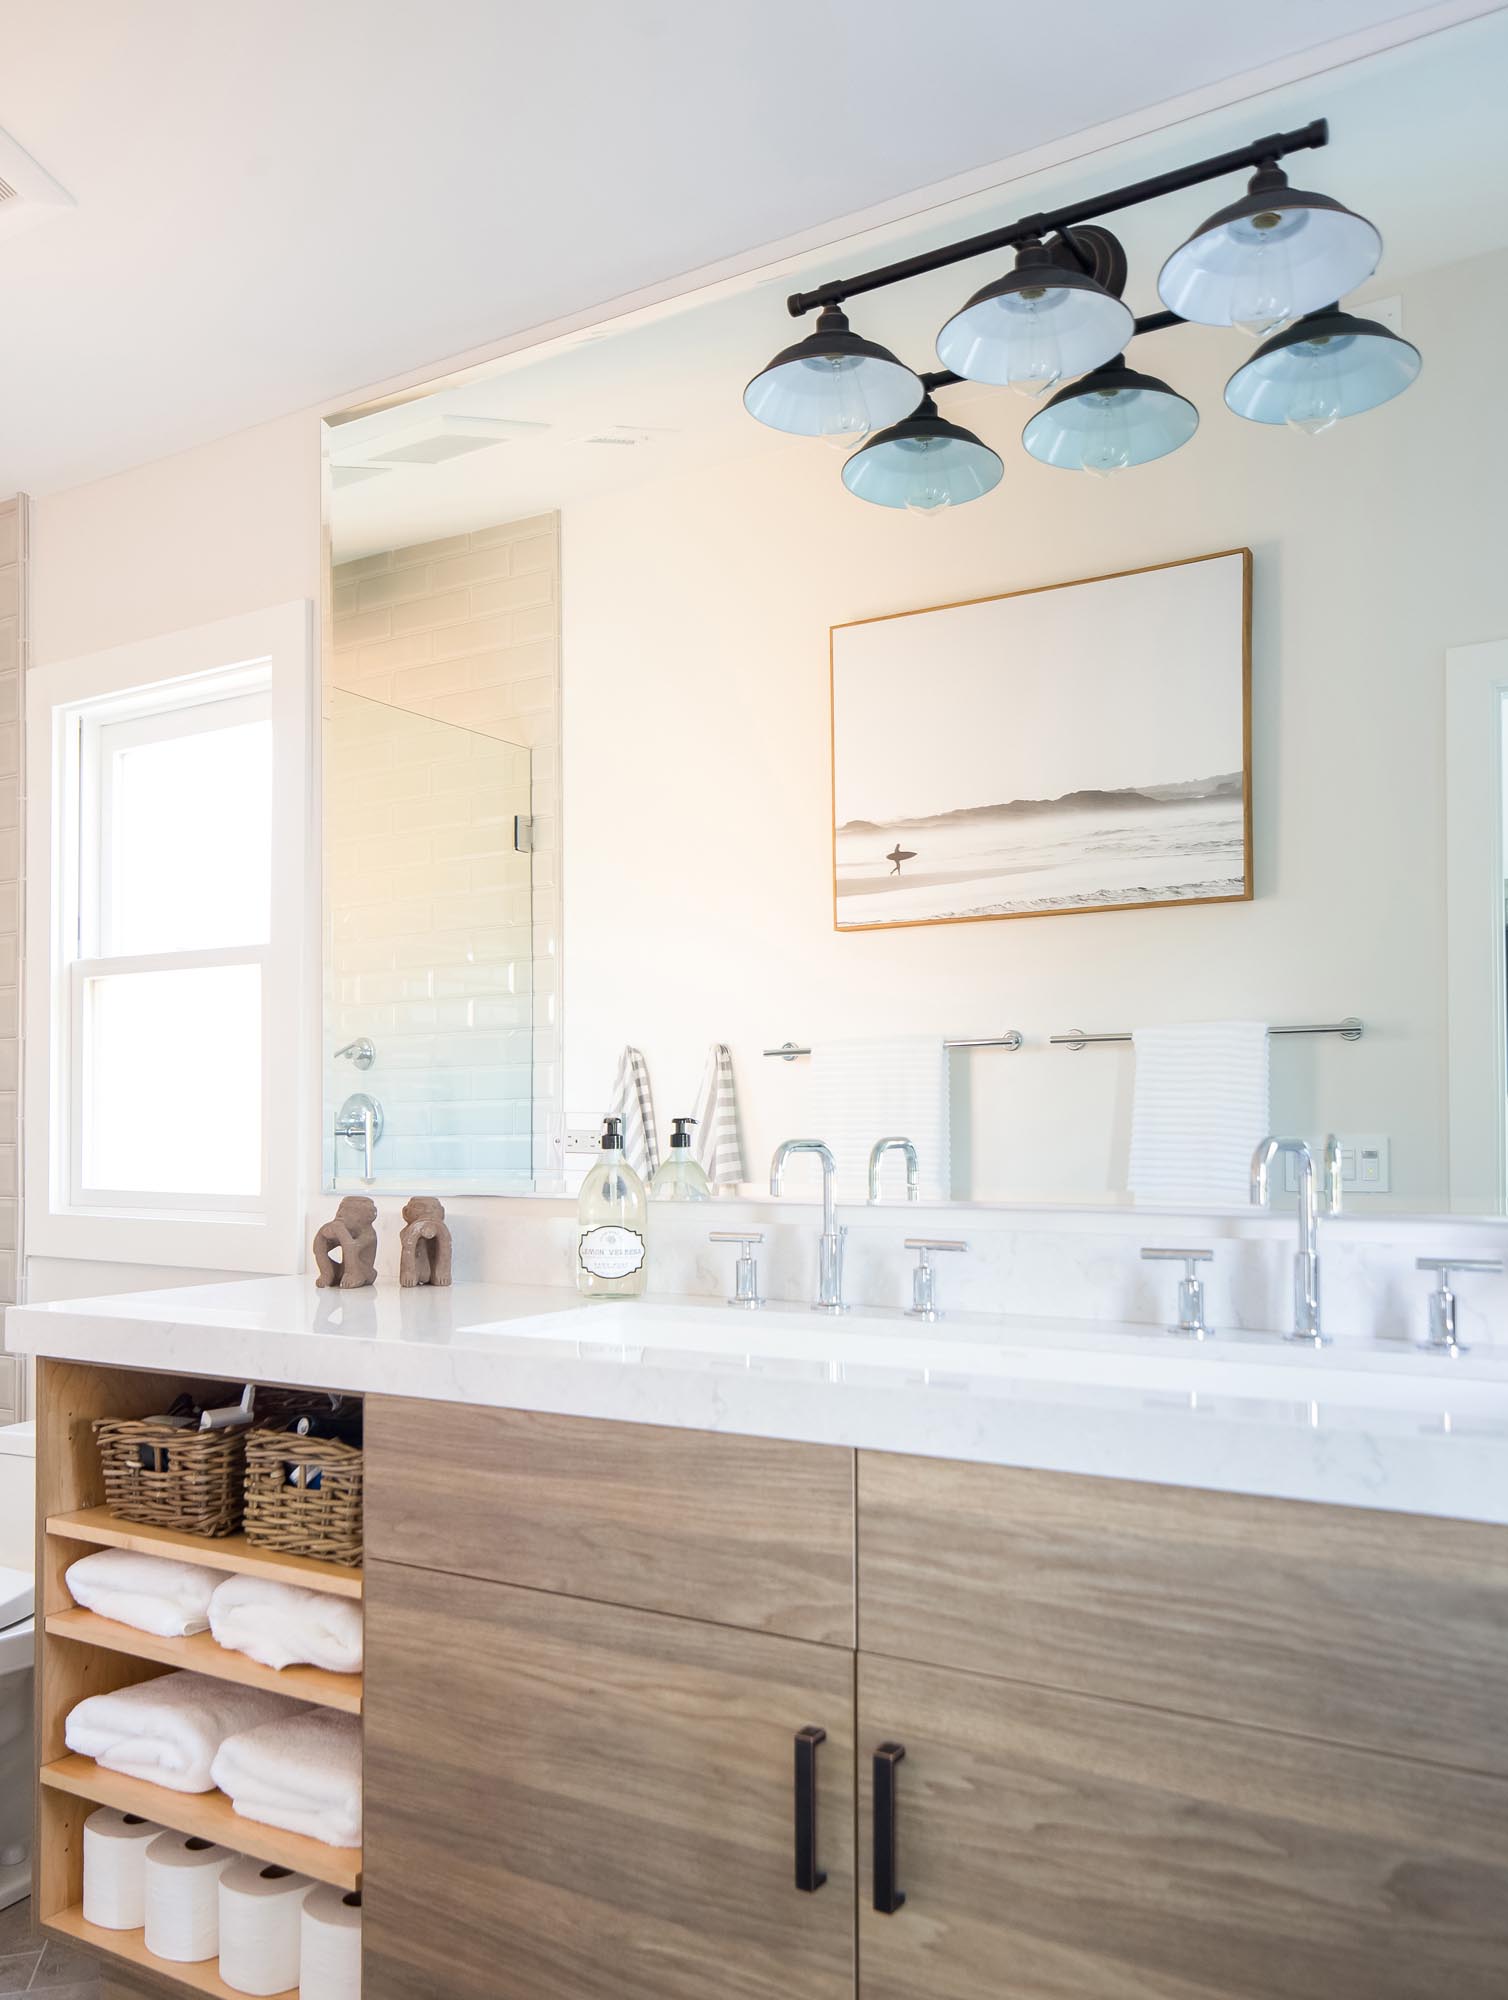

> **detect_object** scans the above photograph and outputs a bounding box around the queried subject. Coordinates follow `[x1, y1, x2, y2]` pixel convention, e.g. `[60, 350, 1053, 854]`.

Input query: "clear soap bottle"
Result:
[576, 1114, 649, 1298]
[649, 1117, 713, 1202]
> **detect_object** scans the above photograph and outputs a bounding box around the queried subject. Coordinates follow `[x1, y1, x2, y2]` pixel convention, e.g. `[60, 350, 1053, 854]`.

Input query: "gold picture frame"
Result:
[830, 548, 1253, 933]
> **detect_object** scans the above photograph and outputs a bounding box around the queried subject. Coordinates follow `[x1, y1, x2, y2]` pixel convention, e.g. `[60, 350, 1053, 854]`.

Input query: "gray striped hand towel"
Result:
[692, 1043, 744, 1192]
[608, 1045, 660, 1181]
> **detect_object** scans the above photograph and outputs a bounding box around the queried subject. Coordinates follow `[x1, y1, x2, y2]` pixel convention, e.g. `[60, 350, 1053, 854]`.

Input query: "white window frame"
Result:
[25, 602, 314, 1271]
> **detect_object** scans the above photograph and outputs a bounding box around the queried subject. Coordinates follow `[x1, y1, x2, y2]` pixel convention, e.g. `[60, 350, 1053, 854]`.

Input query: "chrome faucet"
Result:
[770, 1140, 846, 1313]
[1250, 1136, 1329, 1344]
[867, 1136, 919, 1203]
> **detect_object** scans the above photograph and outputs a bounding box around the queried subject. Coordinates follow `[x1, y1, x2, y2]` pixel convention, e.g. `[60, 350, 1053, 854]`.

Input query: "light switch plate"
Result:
[1284, 1135, 1391, 1194]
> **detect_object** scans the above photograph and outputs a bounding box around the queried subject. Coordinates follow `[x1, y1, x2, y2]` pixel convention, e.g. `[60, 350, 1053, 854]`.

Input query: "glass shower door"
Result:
[325, 689, 534, 1192]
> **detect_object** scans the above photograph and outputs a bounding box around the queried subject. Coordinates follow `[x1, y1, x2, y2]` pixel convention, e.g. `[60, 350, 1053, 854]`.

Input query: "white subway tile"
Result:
[391, 588, 473, 635]
[470, 573, 552, 616]
[358, 566, 433, 610]
[332, 607, 392, 649]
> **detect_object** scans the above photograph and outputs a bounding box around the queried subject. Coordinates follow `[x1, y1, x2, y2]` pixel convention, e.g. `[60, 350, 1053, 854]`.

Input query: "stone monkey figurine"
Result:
[399, 1195, 453, 1288]
[313, 1196, 379, 1289]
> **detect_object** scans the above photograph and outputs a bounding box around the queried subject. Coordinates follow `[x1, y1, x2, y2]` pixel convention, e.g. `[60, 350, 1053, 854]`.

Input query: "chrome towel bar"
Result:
[762, 1019, 1364, 1058]
[1051, 1017, 1364, 1051]
[763, 1031, 1023, 1061]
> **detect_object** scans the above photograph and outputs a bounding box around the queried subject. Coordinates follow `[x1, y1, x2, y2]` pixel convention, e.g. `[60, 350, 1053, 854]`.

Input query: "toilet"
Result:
[0, 1421, 36, 1913]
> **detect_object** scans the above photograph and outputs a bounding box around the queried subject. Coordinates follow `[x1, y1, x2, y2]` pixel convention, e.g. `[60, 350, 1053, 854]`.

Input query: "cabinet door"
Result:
[858, 1654, 1508, 2000]
[365, 1559, 856, 2000]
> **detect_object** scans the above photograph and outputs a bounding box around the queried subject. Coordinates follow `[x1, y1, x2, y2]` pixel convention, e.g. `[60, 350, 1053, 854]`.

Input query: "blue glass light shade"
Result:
[841, 396, 1003, 511]
[936, 240, 1133, 396]
[1158, 164, 1381, 334]
[743, 305, 923, 443]
[1021, 357, 1197, 475]
[1224, 306, 1421, 431]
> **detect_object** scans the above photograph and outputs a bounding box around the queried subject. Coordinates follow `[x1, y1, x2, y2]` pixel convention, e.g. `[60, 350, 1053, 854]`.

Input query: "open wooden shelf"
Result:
[47, 1506, 364, 1599]
[41, 1755, 361, 1891]
[45, 1606, 362, 1714]
[46, 1904, 297, 1998]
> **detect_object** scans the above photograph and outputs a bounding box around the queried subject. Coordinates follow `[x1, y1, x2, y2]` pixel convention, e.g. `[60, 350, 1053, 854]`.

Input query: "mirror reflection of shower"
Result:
[324, 689, 534, 1192]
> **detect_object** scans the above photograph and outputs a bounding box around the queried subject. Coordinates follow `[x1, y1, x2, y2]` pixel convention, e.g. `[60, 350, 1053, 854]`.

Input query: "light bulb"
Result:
[804, 355, 872, 447]
[1282, 332, 1344, 435]
[1225, 208, 1303, 338]
[1081, 387, 1132, 477]
[903, 442, 952, 515]
[999, 287, 1063, 399]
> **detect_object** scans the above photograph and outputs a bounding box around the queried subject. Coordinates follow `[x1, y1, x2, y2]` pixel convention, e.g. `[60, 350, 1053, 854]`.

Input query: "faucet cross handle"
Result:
[904, 1238, 967, 1322]
[710, 1231, 764, 1311]
[1416, 1257, 1503, 1355]
[1141, 1246, 1215, 1340]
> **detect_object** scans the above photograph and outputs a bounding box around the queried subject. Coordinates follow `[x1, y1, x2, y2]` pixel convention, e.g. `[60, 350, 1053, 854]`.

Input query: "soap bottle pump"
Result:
[576, 1115, 649, 1297]
[649, 1118, 713, 1202]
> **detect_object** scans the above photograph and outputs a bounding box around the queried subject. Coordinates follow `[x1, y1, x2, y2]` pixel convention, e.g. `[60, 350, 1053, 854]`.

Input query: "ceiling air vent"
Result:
[0, 129, 73, 239]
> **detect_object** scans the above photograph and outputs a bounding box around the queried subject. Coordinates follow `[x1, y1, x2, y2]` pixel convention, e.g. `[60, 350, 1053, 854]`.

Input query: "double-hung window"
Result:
[26, 603, 312, 1272]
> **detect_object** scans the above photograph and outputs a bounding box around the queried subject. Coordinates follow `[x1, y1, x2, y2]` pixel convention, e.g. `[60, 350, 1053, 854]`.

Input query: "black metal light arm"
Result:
[785, 118, 1328, 318]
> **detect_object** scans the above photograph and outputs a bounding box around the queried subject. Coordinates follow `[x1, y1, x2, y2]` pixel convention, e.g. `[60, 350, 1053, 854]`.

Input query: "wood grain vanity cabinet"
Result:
[855, 1655, 1508, 2000]
[362, 1558, 856, 2000]
[853, 1453, 1508, 2000]
[30, 1369, 1508, 2000]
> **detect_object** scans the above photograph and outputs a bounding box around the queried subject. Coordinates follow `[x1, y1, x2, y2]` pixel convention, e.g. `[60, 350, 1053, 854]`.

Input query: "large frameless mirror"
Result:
[322, 12, 1508, 1214]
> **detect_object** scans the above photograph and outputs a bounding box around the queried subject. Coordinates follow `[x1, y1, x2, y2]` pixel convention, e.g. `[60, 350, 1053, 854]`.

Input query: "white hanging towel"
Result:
[692, 1044, 745, 1192]
[813, 1037, 950, 1204]
[1128, 1021, 1270, 1206]
[607, 1045, 660, 1181]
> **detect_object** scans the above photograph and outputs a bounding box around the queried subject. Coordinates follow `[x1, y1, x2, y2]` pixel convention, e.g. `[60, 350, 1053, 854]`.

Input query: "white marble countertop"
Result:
[8, 1277, 1508, 1524]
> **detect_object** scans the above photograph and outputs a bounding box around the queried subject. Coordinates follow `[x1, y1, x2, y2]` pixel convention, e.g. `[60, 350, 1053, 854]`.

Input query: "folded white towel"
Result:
[211, 1709, 362, 1850]
[66, 1671, 300, 1794]
[208, 1576, 363, 1675]
[1128, 1020, 1271, 1206]
[813, 1036, 951, 1203]
[66, 1549, 230, 1639]
[607, 1045, 659, 1181]
[692, 1043, 744, 1192]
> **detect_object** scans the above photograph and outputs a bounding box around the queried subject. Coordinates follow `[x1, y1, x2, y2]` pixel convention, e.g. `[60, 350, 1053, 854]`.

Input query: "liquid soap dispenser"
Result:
[576, 1115, 649, 1298]
[649, 1117, 713, 1201]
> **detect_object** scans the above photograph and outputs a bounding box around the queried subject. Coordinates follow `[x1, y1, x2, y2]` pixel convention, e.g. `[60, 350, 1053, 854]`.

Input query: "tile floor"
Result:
[0, 1901, 99, 1998]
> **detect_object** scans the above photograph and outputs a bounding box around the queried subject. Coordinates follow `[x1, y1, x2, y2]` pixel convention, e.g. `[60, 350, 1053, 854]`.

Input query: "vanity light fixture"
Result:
[840, 394, 1004, 511]
[746, 117, 1420, 500]
[1223, 305, 1422, 433]
[1157, 162, 1382, 336]
[742, 304, 924, 445]
[934, 233, 1135, 398]
[1021, 356, 1198, 476]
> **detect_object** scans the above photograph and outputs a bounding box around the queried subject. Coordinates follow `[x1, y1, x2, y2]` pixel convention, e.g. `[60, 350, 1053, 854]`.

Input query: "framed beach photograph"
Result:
[829, 549, 1252, 932]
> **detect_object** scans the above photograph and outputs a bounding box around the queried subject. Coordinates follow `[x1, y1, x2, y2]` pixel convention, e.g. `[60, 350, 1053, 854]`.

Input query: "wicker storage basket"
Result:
[94, 1404, 247, 1538]
[244, 1424, 364, 1568]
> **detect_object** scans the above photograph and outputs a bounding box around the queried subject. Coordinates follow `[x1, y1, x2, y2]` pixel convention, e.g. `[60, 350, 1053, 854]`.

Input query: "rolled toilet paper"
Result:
[300, 1883, 362, 2000]
[219, 1857, 312, 1995]
[82, 1807, 161, 1930]
[143, 1830, 234, 1962]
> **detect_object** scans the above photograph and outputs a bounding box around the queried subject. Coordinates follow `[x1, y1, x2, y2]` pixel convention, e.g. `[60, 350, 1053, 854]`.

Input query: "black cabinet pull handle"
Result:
[794, 1725, 827, 1892]
[873, 1741, 906, 1913]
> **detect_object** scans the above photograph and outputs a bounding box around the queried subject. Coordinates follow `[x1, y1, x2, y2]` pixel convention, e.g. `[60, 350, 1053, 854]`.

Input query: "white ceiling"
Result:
[329, 7, 1508, 557]
[0, 0, 1494, 497]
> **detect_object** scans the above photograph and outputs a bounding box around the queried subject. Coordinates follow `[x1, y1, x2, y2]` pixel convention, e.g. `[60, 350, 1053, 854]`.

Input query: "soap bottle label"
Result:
[579, 1225, 646, 1281]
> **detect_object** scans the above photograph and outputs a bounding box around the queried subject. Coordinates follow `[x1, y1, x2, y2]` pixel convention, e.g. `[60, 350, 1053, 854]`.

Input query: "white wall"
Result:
[23, 412, 322, 1299]
[561, 250, 1508, 1210]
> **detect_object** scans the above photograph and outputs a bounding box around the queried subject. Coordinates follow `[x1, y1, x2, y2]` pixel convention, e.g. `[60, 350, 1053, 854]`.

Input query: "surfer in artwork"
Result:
[886, 844, 916, 876]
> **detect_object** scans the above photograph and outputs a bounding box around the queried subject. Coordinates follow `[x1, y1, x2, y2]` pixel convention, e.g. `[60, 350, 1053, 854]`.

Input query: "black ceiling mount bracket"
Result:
[783, 117, 1329, 318]
[1047, 224, 1129, 298]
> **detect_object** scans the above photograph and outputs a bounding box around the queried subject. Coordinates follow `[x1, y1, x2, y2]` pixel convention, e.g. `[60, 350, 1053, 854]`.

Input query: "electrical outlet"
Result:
[566, 1125, 603, 1154]
[1283, 1135, 1391, 1194]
